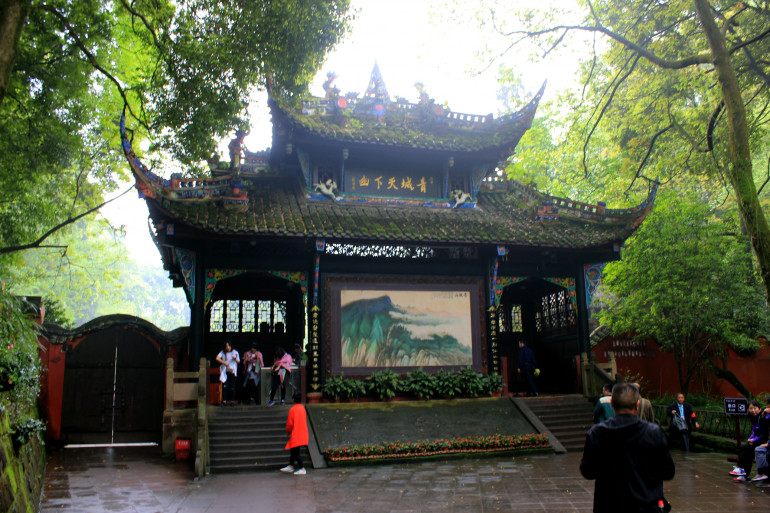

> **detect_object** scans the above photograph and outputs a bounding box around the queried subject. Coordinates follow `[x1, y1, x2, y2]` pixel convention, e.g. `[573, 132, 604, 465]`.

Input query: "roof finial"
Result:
[365, 60, 389, 102]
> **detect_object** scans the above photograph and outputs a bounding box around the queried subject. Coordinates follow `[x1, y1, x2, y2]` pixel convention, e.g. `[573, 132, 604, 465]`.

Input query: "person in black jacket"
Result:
[517, 339, 538, 396]
[581, 383, 676, 513]
[667, 393, 700, 452]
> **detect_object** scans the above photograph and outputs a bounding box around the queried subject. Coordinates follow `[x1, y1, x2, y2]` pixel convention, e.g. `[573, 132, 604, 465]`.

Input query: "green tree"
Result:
[598, 191, 769, 394]
[0, 0, 351, 259]
[6, 215, 189, 331]
[486, 0, 770, 300]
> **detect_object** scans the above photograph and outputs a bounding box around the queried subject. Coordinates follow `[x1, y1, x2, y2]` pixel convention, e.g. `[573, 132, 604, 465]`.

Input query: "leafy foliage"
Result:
[0, 291, 42, 425]
[433, 369, 462, 398]
[484, 0, 770, 301]
[456, 367, 484, 396]
[598, 191, 769, 393]
[0, 0, 352, 264]
[322, 373, 366, 400]
[402, 367, 437, 399]
[4, 216, 189, 331]
[366, 369, 401, 400]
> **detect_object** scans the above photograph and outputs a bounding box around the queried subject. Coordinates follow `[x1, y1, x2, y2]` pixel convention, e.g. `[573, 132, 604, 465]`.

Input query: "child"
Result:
[280, 393, 308, 476]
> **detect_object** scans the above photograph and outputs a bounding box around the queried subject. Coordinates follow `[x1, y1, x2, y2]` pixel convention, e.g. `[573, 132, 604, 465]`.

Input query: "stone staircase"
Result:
[208, 404, 311, 473]
[520, 395, 594, 452]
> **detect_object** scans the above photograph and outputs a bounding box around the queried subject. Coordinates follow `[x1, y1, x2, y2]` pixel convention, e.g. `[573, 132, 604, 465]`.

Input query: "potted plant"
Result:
[480, 373, 504, 396]
[366, 369, 401, 400]
[322, 375, 347, 402]
[456, 366, 483, 397]
[403, 367, 436, 400]
[342, 376, 367, 401]
[434, 369, 461, 398]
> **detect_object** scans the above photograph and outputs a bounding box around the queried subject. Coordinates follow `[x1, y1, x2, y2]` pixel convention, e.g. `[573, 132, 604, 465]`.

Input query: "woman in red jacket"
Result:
[280, 394, 308, 475]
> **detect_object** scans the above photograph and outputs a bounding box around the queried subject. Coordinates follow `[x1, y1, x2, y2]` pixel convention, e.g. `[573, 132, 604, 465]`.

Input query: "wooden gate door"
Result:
[61, 328, 164, 444]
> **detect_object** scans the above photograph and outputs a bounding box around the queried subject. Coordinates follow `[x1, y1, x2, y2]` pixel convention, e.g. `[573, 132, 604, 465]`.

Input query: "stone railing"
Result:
[580, 351, 619, 398]
[652, 405, 750, 443]
[163, 358, 209, 479]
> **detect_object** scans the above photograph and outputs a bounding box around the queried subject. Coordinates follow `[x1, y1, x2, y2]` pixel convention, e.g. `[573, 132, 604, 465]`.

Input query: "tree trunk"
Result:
[0, 0, 29, 109]
[706, 361, 753, 399]
[694, 0, 770, 301]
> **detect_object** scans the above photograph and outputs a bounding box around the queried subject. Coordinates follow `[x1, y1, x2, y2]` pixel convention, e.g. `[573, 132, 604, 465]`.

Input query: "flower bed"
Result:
[325, 433, 549, 462]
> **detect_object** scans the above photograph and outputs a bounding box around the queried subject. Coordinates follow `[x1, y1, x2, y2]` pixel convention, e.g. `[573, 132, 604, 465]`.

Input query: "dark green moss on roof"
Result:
[270, 92, 540, 153]
[156, 176, 638, 249]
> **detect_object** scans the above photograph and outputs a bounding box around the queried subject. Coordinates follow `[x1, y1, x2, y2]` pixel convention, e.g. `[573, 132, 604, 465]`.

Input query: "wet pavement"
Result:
[40, 446, 770, 513]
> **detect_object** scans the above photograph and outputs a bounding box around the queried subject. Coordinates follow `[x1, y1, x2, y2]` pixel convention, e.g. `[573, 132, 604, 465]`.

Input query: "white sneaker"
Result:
[279, 465, 295, 473]
[293, 468, 306, 475]
[752, 474, 768, 482]
[729, 467, 746, 476]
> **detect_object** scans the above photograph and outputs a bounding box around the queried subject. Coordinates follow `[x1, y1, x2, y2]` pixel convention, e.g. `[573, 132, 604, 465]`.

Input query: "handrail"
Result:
[652, 405, 750, 444]
[580, 351, 618, 398]
[164, 358, 209, 478]
[196, 358, 209, 479]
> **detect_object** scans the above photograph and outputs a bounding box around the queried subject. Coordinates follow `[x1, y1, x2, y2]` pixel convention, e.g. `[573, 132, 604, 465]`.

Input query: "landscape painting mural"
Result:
[339, 289, 474, 368]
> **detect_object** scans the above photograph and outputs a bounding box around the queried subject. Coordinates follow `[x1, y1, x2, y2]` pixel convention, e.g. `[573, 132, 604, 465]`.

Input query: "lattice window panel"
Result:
[538, 291, 576, 332]
[511, 304, 523, 332]
[242, 300, 256, 332]
[210, 300, 224, 332]
[497, 307, 509, 333]
[275, 301, 287, 324]
[258, 300, 272, 325]
[226, 300, 240, 332]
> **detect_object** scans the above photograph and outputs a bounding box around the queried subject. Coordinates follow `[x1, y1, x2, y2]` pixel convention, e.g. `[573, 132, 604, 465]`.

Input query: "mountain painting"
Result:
[340, 289, 473, 368]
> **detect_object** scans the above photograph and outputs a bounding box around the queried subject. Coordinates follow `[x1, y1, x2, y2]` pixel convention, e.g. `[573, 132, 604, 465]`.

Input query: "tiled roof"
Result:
[269, 84, 544, 154]
[153, 175, 648, 249]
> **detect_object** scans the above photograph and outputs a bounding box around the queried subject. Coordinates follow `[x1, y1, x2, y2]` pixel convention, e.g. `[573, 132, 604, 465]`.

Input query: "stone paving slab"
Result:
[40, 446, 770, 513]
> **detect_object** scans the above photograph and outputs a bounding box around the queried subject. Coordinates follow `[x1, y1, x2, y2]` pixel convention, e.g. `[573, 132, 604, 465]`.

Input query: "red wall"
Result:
[593, 336, 770, 397]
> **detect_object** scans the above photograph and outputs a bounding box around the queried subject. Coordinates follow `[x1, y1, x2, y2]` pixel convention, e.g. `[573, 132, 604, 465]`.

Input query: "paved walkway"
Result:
[41, 446, 770, 513]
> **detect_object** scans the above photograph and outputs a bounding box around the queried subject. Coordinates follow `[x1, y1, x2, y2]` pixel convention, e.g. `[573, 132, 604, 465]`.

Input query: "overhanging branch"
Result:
[0, 187, 135, 255]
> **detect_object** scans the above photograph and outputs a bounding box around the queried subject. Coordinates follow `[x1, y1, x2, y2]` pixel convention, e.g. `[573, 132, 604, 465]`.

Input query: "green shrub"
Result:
[322, 375, 346, 400]
[480, 373, 504, 395]
[343, 376, 367, 399]
[0, 293, 42, 421]
[403, 367, 436, 399]
[366, 369, 400, 400]
[434, 369, 461, 398]
[13, 417, 45, 446]
[456, 367, 483, 396]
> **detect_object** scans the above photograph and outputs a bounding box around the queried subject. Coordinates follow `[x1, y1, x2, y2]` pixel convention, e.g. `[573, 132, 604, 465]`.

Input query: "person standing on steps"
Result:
[280, 393, 308, 476]
[268, 347, 293, 406]
[215, 341, 239, 406]
[517, 339, 538, 397]
[242, 344, 264, 405]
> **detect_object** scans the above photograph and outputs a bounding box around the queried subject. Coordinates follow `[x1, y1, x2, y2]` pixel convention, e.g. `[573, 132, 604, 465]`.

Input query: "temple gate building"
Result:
[120, 65, 656, 399]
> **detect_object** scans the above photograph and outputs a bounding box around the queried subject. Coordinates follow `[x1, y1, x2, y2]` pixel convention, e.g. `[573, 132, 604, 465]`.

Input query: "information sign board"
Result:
[724, 397, 749, 415]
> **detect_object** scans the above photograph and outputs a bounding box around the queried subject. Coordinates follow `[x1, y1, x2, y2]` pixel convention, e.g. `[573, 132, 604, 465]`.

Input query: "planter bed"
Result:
[325, 433, 550, 464]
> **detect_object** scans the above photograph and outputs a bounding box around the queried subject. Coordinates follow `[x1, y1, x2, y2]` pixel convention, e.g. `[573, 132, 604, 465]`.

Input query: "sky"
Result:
[102, 0, 586, 264]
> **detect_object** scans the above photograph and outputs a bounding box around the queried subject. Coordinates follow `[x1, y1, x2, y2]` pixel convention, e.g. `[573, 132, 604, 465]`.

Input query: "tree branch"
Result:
[39, 4, 149, 131]
[501, 23, 710, 69]
[624, 125, 673, 194]
[707, 100, 725, 152]
[0, 187, 135, 255]
[582, 55, 640, 177]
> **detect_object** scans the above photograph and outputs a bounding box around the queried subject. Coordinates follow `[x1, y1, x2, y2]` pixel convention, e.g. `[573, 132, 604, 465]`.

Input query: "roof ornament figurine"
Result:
[451, 189, 473, 208]
[314, 179, 339, 201]
[364, 60, 389, 102]
[228, 129, 248, 173]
